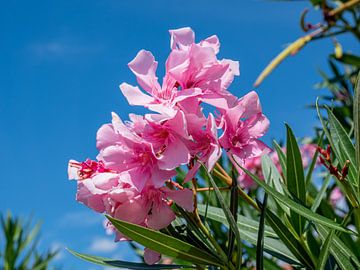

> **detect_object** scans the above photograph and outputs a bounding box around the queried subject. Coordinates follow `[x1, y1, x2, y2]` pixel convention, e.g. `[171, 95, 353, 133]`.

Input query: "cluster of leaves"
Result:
[0, 213, 59, 270]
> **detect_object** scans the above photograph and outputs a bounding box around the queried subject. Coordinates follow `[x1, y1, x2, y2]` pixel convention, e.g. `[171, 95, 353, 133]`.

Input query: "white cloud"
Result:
[58, 211, 104, 228]
[89, 237, 117, 253]
[27, 38, 104, 59]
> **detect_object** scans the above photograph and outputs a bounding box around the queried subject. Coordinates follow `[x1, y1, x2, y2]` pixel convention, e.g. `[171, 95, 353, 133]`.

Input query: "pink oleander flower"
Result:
[219, 91, 270, 167]
[69, 27, 271, 265]
[330, 187, 343, 206]
[185, 113, 222, 181]
[120, 27, 239, 117]
[68, 159, 193, 265]
[96, 112, 178, 191]
[237, 144, 318, 189]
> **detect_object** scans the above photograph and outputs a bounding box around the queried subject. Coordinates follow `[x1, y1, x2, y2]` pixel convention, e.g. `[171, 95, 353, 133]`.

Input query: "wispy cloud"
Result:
[58, 211, 104, 228]
[89, 237, 118, 253]
[27, 38, 105, 60]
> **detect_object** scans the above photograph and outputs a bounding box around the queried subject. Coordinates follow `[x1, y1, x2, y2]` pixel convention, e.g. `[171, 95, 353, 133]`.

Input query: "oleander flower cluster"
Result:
[68, 27, 270, 264]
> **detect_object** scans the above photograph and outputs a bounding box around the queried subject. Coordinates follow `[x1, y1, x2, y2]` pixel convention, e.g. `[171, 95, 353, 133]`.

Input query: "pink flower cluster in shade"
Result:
[68, 27, 270, 264]
[238, 144, 318, 189]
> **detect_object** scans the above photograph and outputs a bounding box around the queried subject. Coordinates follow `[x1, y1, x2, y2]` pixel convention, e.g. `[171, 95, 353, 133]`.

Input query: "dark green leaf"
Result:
[286, 124, 306, 235]
[200, 161, 241, 268]
[316, 224, 360, 270]
[273, 141, 287, 180]
[67, 248, 191, 269]
[198, 205, 300, 264]
[354, 71, 360, 191]
[326, 106, 357, 187]
[316, 229, 334, 270]
[106, 216, 222, 267]
[332, 53, 360, 68]
[236, 161, 355, 235]
[266, 209, 314, 269]
[256, 194, 268, 270]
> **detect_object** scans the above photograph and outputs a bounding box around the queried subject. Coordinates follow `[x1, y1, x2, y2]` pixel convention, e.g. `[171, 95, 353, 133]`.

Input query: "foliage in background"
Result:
[0, 213, 58, 270]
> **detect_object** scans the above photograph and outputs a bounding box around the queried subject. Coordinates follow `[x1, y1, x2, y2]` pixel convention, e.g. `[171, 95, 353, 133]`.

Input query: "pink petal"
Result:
[96, 124, 119, 150]
[128, 50, 161, 93]
[68, 160, 79, 180]
[76, 183, 105, 212]
[169, 27, 195, 50]
[151, 167, 177, 188]
[147, 202, 175, 230]
[244, 113, 270, 139]
[200, 35, 220, 54]
[119, 83, 154, 106]
[114, 198, 148, 225]
[157, 137, 190, 170]
[166, 188, 194, 212]
[144, 248, 161, 265]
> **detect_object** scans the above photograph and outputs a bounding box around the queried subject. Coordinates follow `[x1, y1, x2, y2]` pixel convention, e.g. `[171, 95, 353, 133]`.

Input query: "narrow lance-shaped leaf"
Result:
[326, 106, 357, 187]
[286, 124, 306, 235]
[106, 216, 222, 267]
[234, 158, 355, 235]
[273, 141, 287, 181]
[315, 229, 334, 270]
[265, 208, 315, 269]
[316, 224, 360, 270]
[354, 71, 360, 191]
[199, 161, 242, 269]
[197, 204, 300, 264]
[67, 249, 191, 269]
[256, 193, 268, 270]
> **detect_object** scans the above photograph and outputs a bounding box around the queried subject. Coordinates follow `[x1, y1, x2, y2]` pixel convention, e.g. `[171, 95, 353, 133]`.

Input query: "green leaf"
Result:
[316, 224, 360, 270]
[326, 106, 357, 187]
[332, 53, 360, 68]
[200, 161, 241, 269]
[310, 174, 331, 212]
[354, 71, 360, 191]
[286, 124, 306, 235]
[261, 155, 284, 195]
[106, 216, 222, 267]
[316, 229, 334, 270]
[236, 161, 355, 235]
[265, 209, 315, 269]
[67, 248, 191, 269]
[261, 155, 290, 216]
[305, 132, 324, 188]
[197, 205, 300, 264]
[256, 193, 268, 270]
[273, 140, 287, 179]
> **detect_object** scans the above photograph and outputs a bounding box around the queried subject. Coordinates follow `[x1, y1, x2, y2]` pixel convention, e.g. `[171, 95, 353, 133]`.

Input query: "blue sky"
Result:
[0, 0, 358, 269]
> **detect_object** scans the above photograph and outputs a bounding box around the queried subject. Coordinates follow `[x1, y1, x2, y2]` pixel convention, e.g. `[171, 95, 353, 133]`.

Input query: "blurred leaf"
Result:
[315, 229, 334, 270]
[256, 193, 268, 270]
[236, 162, 355, 234]
[67, 249, 191, 269]
[273, 141, 287, 180]
[265, 209, 314, 269]
[332, 53, 360, 68]
[354, 72, 360, 190]
[106, 216, 222, 267]
[286, 124, 306, 235]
